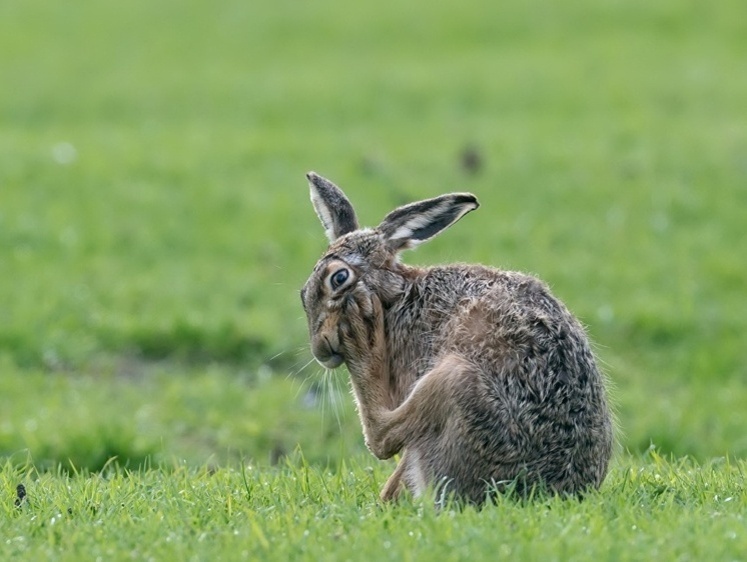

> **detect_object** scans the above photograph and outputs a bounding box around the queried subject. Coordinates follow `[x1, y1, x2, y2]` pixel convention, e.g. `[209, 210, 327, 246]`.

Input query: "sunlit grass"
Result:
[1, 454, 745, 561]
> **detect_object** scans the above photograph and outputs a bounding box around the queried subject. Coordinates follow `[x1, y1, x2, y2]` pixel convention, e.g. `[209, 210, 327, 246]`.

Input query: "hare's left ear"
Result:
[378, 193, 479, 251]
[307, 172, 359, 243]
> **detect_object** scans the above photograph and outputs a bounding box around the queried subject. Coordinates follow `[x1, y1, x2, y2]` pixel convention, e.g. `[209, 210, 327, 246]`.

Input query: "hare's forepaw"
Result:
[340, 289, 387, 375]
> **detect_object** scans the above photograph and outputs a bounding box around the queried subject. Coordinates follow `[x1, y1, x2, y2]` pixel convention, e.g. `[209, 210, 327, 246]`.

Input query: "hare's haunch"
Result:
[301, 172, 614, 504]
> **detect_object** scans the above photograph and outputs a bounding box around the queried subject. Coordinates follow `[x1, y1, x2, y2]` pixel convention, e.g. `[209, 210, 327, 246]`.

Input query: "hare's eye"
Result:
[330, 268, 350, 290]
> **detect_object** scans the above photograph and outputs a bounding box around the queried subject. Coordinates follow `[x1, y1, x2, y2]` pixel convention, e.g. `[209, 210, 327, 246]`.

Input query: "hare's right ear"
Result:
[378, 193, 479, 251]
[307, 172, 359, 243]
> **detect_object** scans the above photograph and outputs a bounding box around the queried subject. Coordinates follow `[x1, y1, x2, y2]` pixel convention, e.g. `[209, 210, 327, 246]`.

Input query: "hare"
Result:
[300, 172, 614, 504]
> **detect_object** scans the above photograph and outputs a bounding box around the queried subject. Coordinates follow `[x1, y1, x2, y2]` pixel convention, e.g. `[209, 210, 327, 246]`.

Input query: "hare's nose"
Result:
[312, 336, 344, 370]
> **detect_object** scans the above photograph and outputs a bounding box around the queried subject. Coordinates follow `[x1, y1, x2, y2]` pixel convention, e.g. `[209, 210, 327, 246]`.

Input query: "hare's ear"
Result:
[378, 193, 479, 251]
[307, 172, 359, 242]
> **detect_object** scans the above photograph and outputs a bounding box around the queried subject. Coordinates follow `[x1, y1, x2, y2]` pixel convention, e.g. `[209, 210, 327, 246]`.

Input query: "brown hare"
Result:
[300, 172, 614, 504]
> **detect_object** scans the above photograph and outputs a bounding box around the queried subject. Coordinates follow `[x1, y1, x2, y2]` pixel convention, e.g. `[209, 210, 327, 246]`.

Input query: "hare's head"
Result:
[301, 172, 479, 369]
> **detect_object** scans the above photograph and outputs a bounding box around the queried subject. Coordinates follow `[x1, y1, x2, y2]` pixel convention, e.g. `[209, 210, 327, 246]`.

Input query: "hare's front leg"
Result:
[341, 292, 473, 461]
[371, 356, 476, 501]
[368, 354, 474, 460]
[340, 291, 395, 456]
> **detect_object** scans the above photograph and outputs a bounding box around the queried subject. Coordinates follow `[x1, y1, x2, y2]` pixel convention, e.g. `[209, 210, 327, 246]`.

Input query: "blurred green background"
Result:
[1, 0, 745, 471]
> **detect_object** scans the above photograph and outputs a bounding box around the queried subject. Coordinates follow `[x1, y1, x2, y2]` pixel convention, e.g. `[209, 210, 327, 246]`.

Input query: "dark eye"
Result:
[330, 268, 350, 290]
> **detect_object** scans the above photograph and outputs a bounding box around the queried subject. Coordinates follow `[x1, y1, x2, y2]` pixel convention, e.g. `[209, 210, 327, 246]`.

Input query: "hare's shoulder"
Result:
[420, 264, 577, 337]
[422, 264, 554, 304]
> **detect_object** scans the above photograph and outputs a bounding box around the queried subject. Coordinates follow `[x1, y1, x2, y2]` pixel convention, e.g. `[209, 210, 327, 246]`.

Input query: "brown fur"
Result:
[301, 173, 614, 504]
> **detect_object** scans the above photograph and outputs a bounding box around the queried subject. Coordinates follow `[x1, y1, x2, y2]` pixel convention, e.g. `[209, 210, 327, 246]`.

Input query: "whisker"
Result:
[293, 363, 321, 400]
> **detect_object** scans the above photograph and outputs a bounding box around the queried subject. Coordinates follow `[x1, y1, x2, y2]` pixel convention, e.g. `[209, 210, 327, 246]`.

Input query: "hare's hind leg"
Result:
[380, 458, 406, 501]
[380, 448, 428, 501]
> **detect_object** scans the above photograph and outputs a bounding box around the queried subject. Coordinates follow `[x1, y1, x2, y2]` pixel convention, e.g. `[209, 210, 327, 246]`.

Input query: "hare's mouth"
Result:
[317, 353, 344, 370]
[313, 336, 344, 369]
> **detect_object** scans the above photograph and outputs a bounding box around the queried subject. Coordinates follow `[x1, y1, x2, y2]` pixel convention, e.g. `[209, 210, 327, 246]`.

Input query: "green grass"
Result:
[0, 361, 364, 471]
[1, 0, 746, 558]
[2, 455, 746, 561]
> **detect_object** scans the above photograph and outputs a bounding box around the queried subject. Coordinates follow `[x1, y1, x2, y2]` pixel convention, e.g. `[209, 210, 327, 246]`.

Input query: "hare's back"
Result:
[428, 266, 602, 398]
[425, 266, 613, 493]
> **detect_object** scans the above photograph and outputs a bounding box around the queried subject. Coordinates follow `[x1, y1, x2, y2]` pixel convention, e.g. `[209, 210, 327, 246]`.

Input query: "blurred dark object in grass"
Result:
[460, 145, 483, 176]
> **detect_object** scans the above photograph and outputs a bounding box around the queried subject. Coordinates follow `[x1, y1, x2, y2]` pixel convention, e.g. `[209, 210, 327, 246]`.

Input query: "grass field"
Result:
[2, 455, 746, 561]
[1, 0, 746, 559]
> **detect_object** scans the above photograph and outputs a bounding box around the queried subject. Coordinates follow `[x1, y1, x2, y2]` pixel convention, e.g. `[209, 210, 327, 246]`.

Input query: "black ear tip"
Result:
[456, 193, 479, 208]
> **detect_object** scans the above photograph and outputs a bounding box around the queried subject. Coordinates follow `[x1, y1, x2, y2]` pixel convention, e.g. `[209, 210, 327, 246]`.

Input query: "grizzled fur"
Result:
[301, 172, 614, 504]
